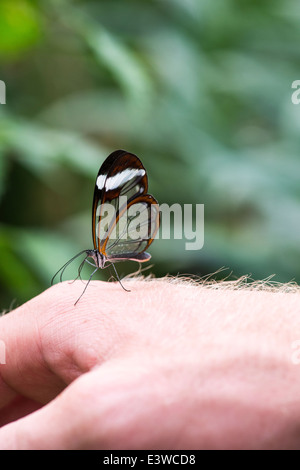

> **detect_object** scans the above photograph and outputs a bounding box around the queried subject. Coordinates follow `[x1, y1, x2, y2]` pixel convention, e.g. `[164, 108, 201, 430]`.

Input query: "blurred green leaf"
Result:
[0, 147, 9, 202]
[0, 228, 41, 305]
[1, 0, 300, 308]
[0, 0, 41, 58]
[0, 115, 109, 183]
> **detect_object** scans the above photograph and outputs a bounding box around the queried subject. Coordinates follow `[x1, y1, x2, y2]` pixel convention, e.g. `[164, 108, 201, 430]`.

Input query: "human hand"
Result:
[0, 278, 300, 449]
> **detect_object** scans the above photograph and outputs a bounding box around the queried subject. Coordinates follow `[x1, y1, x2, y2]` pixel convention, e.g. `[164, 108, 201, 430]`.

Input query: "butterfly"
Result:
[52, 149, 160, 303]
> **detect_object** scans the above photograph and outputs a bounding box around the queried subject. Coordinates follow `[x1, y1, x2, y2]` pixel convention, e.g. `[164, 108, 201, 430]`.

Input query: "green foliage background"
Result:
[1, 0, 300, 309]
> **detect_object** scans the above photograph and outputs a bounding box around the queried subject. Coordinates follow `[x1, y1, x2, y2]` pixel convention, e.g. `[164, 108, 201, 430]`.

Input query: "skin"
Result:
[0, 278, 300, 449]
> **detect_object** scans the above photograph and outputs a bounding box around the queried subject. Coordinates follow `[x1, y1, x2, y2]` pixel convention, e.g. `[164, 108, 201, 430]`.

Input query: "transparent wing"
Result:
[102, 196, 160, 260]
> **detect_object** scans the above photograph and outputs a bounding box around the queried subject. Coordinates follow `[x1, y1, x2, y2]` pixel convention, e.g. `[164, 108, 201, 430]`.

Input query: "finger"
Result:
[0, 359, 157, 450]
[0, 279, 150, 406]
[0, 397, 42, 427]
[0, 287, 68, 406]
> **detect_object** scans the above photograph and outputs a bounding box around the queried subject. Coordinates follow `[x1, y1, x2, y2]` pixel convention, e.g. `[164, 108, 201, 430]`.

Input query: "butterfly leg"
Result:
[69, 255, 89, 284]
[73, 256, 109, 284]
[109, 262, 131, 292]
[85, 258, 98, 268]
[73, 257, 112, 288]
[74, 266, 99, 305]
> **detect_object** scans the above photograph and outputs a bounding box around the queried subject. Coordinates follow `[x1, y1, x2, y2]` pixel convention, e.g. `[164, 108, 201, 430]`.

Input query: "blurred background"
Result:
[1, 0, 300, 309]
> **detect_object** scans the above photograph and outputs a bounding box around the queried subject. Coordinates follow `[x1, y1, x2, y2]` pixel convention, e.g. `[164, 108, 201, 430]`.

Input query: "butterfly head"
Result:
[86, 249, 106, 269]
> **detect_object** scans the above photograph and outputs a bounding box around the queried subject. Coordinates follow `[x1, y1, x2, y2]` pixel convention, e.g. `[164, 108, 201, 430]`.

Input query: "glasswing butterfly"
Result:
[52, 149, 160, 304]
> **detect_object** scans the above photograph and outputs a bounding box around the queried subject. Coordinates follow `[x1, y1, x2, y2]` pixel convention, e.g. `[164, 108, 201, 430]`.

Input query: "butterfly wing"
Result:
[92, 150, 159, 262]
[103, 194, 160, 262]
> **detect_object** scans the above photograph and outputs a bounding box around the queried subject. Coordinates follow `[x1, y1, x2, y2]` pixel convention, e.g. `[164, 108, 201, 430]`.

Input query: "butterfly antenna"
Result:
[74, 266, 99, 306]
[110, 262, 131, 292]
[58, 250, 88, 283]
[51, 250, 87, 285]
